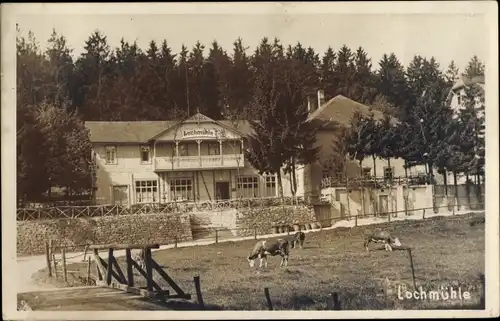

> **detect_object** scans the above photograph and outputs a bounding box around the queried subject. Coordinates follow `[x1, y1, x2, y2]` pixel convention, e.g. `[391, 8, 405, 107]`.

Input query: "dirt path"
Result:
[17, 208, 482, 293]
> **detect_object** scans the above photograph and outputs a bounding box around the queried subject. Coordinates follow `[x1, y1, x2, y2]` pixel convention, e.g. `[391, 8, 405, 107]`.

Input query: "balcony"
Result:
[154, 154, 245, 171]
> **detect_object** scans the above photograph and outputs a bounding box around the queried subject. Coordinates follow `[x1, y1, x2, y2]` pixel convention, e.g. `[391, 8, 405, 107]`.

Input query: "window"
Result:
[135, 180, 158, 203]
[178, 144, 188, 156]
[237, 176, 259, 198]
[208, 142, 219, 156]
[140, 145, 151, 164]
[105, 146, 117, 164]
[170, 179, 193, 201]
[384, 167, 394, 180]
[264, 175, 276, 197]
[362, 167, 372, 178]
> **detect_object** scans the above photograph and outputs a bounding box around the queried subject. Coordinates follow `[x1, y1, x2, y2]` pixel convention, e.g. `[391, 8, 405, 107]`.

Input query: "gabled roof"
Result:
[451, 75, 485, 92]
[147, 113, 248, 142]
[306, 95, 385, 127]
[85, 113, 253, 143]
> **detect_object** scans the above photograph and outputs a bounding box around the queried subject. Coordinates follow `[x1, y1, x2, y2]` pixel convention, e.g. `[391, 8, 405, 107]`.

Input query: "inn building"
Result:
[86, 112, 279, 205]
[85, 92, 427, 206]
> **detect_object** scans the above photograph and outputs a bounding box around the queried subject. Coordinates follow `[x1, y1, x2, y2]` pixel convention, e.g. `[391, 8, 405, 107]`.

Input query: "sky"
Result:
[11, 3, 492, 72]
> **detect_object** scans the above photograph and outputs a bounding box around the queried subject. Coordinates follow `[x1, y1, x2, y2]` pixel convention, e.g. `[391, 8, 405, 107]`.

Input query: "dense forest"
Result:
[16, 28, 485, 204]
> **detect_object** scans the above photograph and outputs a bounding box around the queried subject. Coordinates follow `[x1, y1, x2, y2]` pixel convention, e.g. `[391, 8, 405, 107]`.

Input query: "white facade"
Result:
[89, 114, 289, 205]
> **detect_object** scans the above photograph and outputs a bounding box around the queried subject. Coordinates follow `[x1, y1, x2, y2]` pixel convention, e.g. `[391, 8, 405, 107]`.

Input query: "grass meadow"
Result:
[31, 212, 485, 310]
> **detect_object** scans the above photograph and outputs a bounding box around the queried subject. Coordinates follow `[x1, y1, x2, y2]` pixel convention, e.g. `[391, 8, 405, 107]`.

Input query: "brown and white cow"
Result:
[247, 239, 290, 268]
[364, 230, 402, 252]
[133, 249, 146, 270]
[288, 231, 305, 249]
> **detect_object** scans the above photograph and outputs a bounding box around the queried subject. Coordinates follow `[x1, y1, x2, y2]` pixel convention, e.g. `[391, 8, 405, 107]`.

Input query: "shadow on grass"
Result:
[289, 294, 318, 310]
[370, 245, 412, 252]
[157, 299, 224, 311]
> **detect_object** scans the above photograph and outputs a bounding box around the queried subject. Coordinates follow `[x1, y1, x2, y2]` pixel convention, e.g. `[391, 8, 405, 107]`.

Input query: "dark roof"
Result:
[307, 95, 385, 126]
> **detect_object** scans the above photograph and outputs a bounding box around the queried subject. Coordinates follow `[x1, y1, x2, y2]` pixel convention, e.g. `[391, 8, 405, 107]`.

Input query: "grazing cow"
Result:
[364, 230, 402, 252]
[289, 231, 305, 249]
[247, 239, 289, 268]
[133, 249, 146, 270]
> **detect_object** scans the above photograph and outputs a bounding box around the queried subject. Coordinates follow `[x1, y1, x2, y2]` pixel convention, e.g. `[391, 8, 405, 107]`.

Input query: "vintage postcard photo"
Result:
[2, 1, 499, 319]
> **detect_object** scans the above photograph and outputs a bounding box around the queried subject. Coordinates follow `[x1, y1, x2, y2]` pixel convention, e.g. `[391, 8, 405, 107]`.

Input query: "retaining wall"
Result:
[17, 213, 192, 256]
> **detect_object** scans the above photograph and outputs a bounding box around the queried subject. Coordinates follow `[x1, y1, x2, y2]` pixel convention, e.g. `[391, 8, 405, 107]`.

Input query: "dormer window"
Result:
[140, 145, 151, 164]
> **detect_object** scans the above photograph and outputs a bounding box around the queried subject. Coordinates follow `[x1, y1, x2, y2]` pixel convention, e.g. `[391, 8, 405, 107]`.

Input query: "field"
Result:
[32, 212, 485, 310]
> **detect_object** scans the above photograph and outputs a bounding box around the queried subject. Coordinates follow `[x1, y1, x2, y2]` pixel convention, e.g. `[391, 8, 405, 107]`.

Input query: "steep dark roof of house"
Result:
[306, 94, 386, 127]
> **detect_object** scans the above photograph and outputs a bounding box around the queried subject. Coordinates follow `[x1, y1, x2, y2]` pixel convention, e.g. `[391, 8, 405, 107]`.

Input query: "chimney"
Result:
[317, 89, 325, 108]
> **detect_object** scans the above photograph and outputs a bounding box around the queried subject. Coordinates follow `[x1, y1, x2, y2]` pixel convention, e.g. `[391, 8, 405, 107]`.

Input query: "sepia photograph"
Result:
[2, 1, 499, 319]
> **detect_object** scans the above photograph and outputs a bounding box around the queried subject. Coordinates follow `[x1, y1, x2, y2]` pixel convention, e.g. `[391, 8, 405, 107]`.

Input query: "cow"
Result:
[247, 239, 290, 268]
[364, 230, 402, 252]
[133, 249, 146, 270]
[288, 231, 305, 249]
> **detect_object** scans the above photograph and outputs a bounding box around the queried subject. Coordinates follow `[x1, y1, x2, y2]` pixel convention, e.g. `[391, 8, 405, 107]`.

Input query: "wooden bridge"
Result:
[18, 243, 193, 311]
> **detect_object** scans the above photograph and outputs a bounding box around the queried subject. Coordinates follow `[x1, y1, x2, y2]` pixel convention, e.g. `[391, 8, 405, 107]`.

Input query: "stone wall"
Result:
[17, 213, 192, 256]
[235, 205, 315, 236]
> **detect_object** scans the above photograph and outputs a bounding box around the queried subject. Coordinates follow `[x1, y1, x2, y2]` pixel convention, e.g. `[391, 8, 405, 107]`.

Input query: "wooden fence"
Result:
[17, 196, 315, 221]
[45, 242, 191, 301]
[321, 175, 434, 189]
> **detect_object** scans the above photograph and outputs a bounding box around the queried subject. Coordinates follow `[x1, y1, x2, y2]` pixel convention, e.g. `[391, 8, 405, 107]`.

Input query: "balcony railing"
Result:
[154, 153, 245, 171]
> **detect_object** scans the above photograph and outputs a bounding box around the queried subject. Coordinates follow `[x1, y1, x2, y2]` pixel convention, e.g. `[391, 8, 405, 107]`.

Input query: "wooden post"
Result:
[215, 229, 219, 244]
[52, 253, 58, 279]
[125, 249, 134, 287]
[94, 249, 103, 281]
[422, 209, 426, 219]
[174, 237, 178, 248]
[45, 241, 52, 277]
[254, 228, 257, 240]
[388, 211, 391, 222]
[87, 257, 91, 284]
[107, 248, 114, 285]
[354, 215, 358, 227]
[193, 275, 205, 309]
[407, 249, 417, 290]
[62, 248, 67, 283]
[452, 205, 456, 216]
[479, 273, 485, 308]
[264, 287, 273, 310]
[145, 248, 153, 292]
[328, 292, 341, 310]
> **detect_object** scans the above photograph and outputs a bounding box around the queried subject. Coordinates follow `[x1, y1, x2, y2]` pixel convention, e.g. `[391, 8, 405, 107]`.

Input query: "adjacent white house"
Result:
[441, 74, 485, 185]
[85, 91, 428, 206]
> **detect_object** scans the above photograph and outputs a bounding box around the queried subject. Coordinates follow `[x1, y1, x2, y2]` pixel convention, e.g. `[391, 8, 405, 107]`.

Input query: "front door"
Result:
[378, 195, 389, 215]
[215, 181, 230, 200]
